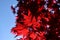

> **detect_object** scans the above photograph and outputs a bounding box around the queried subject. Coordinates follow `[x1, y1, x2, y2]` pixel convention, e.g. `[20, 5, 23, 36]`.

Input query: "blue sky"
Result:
[0, 0, 17, 40]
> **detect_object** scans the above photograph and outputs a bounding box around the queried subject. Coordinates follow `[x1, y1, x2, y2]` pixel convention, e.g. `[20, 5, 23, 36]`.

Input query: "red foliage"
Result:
[11, 0, 60, 40]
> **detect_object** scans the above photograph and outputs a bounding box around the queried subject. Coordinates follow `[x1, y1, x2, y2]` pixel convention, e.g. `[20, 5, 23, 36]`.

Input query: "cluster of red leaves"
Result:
[11, 0, 60, 40]
[11, 9, 46, 40]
